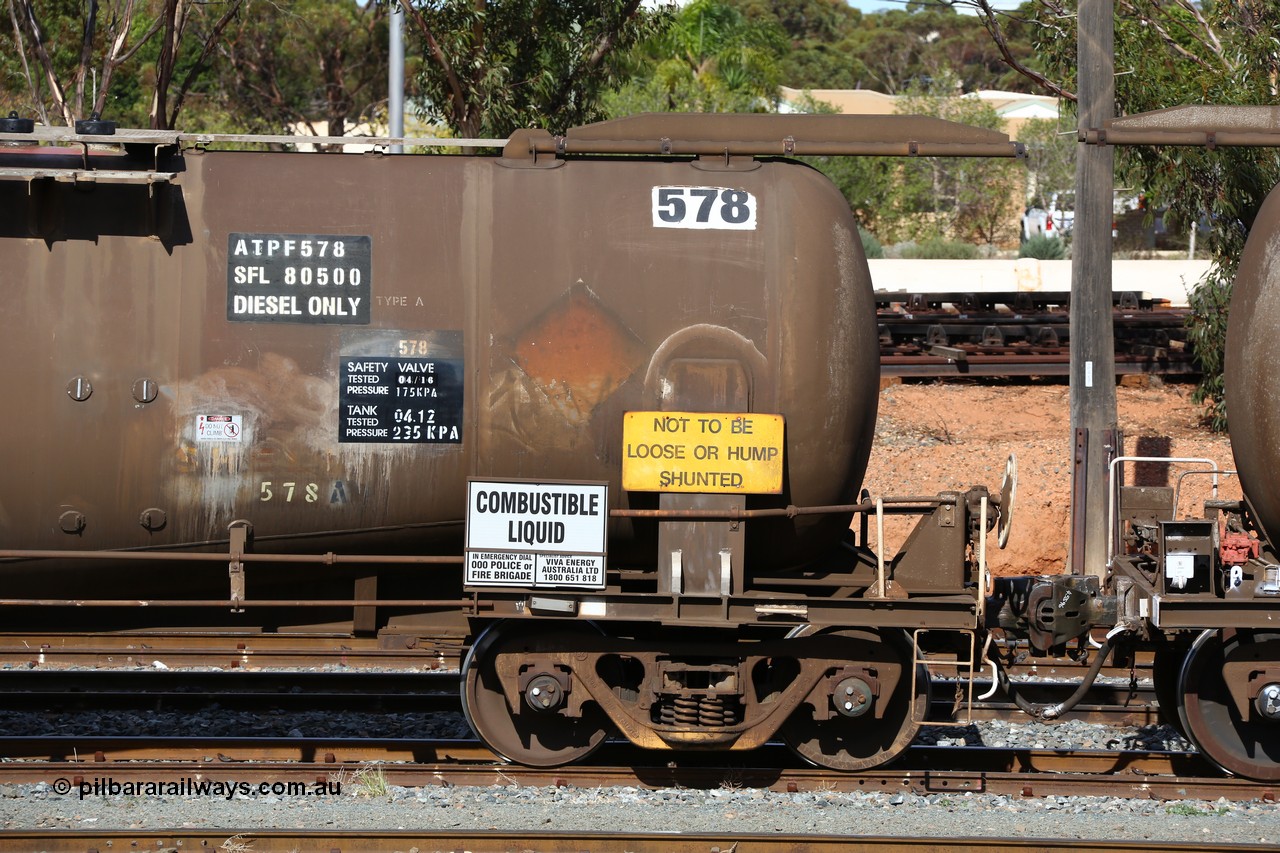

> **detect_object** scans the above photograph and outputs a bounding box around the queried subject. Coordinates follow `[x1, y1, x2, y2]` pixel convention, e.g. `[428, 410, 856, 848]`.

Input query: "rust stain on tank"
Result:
[169, 353, 333, 532]
[512, 283, 646, 423]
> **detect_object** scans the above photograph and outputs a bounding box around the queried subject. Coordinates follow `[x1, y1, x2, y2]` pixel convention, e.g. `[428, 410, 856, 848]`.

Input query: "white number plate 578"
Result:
[652, 186, 757, 231]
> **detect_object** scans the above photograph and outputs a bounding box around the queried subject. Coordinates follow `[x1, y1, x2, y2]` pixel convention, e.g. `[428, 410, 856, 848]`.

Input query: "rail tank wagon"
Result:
[1228, 187, 1280, 551]
[1200, 179, 1280, 780]
[0, 117, 877, 612]
[0, 114, 1034, 773]
[5, 110, 1280, 781]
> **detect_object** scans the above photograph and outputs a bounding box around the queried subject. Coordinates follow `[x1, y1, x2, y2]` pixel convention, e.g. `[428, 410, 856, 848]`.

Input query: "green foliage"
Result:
[890, 74, 1021, 246]
[733, 0, 861, 42]
[216, 1, 395, 136]
[0, 0, 264, 129]
[1018, 234, 1066, 260]
[0, 0, 387, 133]
[800, 145, 894, 234]
[1164, 802, 1228, 817]
[1165, 803, 1207, 817]
[898, 237, 981, 260]
[716, 0, 1049, 94]
[791, 91, 885, 232]
[859, 227, 884, 259]
[349, 765, 390, 799]
[727, 0, 868, 89]
[801, 73, 1021, 246]
[842, 4, 1038, 94]
[1018, 117, 1075, 205]
[1, 0, 165, 126]
[1187, 271, 1231, 431]
[1025, 0, 1280, 430]
[401, 0, 670, 138]
[604, 0, 784, 115]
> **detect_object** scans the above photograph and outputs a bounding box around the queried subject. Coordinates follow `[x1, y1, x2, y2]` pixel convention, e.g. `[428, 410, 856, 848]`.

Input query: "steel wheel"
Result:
[781, 628, 930, 771]
[1178, 629, 1280, 781]
[461, 621, 612, 767]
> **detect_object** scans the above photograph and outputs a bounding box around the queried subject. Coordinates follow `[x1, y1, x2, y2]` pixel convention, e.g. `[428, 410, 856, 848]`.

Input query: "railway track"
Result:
[0, 634, 1217, 790]
[876, 290, 1195, 377]
[0, 735, 1273, 801]
[0, 633, 1172, 736]
[0, 651, 1240, 801]
[0, 668, 1163, 725]
[0, 658, 1269, 848]
[880, 349, 1194, 377]
[0, 830, 1263, 853]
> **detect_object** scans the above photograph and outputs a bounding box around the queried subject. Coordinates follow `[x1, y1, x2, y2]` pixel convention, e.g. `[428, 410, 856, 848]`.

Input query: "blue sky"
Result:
[845, 0, 910, 11]
[845, 0, 1024, 12]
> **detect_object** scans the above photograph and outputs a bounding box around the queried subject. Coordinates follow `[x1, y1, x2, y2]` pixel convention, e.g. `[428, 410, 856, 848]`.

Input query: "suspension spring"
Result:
[698, 695, 738, 726]
[658, 695, 739, 727]
[659, 695, 702, 726]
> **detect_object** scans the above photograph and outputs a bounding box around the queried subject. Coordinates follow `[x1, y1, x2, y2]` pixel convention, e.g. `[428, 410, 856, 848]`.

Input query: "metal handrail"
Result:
[1106, 455, 1219, 567]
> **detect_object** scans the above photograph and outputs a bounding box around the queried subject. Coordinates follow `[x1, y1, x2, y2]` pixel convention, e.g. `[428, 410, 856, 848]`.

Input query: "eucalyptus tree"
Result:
[725, 0, 867, 89]
[215, 0, 393, 138]
[397, 0, 669, 138]
[603, 0, 786, 115]
[887, 74, 1021, 247]
[1019, 116, 1075, 206]
[2, 0, 241, 128]
[965, 0, 1280, 428]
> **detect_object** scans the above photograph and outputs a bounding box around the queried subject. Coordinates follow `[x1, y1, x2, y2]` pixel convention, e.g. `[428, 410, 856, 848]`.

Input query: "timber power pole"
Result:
[1069, 0, 1118, 579]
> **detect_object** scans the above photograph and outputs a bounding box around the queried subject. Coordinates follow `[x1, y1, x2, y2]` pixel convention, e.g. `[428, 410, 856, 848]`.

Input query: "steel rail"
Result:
[0, 698, 1159, 727]
[873, 290, 1177, 309]
[0, 737, 1273, 802]
[0, 830, 1263, 853]
[880, 353, 1196, 378]
[877, 313, 1190, 326]
[0, 669, 1161, 725]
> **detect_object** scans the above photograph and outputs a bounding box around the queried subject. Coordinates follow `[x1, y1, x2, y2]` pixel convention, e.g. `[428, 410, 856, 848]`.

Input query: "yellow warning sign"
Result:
[622, 411, 784, 494]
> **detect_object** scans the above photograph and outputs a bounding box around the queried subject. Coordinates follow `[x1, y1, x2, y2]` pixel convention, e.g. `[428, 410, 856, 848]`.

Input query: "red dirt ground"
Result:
[860, 378, 1240, 576]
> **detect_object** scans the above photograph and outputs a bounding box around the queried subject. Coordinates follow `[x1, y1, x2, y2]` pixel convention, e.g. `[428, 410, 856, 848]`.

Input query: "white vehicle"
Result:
[1021, 205, 1059, 241]
[1047, 191, 1074, 234]
[1022, 192, 1075, 241]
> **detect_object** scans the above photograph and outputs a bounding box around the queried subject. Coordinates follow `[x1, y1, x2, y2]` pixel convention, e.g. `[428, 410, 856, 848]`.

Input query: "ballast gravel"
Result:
[1, 780, 1278, 844]
[0, 708, 1275, 843]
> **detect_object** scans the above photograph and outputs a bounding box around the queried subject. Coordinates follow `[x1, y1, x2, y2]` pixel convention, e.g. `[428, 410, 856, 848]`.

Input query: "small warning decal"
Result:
[196, 414, 243, 442]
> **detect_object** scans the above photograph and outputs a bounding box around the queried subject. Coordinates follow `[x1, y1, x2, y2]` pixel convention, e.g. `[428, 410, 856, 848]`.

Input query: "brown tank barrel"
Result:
[1226, 182, 1280, 546]
[0, 138, 878, 571]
